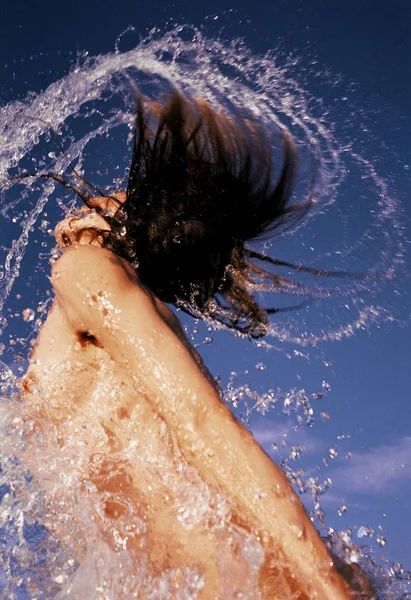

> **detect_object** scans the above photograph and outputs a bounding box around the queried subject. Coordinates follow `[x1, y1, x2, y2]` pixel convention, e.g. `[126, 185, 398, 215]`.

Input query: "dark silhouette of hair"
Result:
[101, 91, 311, 337]
[11, 91, 364, 338]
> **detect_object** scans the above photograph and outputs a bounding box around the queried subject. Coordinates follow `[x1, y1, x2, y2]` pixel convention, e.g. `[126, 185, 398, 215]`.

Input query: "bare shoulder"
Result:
[54, 245, 185, 330]
[52, 245, 141, 289]
[51, 245, 185, 341]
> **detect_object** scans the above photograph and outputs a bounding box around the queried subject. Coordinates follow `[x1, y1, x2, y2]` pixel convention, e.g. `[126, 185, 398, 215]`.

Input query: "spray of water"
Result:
[0, 25, 409, 598]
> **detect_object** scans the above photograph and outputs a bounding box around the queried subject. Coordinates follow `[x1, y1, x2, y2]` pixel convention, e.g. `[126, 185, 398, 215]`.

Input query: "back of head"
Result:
[101, 91, 308, 337]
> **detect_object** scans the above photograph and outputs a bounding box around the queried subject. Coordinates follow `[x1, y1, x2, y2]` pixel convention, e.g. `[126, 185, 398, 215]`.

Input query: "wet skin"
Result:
[21, 195, 357, 599]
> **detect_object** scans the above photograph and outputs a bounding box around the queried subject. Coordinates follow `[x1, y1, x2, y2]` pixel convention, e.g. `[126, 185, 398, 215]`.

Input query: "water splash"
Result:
[0, 24, 409, 599]
[0, 25, 406, 345]
[224, 376, 411, 598]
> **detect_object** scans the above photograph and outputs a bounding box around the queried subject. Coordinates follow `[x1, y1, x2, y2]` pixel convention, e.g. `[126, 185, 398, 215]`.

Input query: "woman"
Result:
[21, 91, 369, 598]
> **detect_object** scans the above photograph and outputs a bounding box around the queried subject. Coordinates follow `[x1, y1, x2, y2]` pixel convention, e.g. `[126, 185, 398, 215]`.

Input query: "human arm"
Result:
[51, 244, 353, 598]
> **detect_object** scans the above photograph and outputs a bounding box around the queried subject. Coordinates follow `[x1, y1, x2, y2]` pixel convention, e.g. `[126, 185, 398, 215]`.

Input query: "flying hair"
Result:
[6, 90, 367, 338]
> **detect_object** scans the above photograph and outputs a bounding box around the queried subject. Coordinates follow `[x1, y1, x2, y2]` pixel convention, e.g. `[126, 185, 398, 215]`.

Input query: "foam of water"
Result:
[0, 25, 409, 599]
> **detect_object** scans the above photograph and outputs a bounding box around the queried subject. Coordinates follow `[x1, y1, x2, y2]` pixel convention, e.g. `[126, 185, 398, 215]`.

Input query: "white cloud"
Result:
[252, 423, 289, 446]
[251, 422, 319, 455]
[251, 423, 411, 499]
[330, 436, 411, 494]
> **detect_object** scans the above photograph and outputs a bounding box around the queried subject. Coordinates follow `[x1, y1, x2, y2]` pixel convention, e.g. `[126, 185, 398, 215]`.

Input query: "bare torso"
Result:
[21, 300, 260, 598]
[17, 238, 361, 600]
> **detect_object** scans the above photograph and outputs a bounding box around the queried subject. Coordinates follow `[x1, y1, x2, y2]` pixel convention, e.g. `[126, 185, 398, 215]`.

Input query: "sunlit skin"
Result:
[21, 193, 359, 599]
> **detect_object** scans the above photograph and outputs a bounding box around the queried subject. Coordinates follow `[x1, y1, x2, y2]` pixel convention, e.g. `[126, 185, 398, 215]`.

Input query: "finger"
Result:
[55, 212, 111, 247]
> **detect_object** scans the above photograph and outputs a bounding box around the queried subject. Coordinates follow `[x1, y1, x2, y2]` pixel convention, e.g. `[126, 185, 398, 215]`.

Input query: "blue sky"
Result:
[1, 0, 411, 585]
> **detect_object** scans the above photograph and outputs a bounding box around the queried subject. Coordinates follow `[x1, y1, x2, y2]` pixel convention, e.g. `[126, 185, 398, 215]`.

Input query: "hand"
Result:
[55, 209, 110, 248]
[55, 193, 126, 248]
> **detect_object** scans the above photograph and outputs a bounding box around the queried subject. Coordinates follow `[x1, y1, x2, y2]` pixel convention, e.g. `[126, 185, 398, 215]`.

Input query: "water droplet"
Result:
[328, 447, 338, 459]
[289, 445, 304, 460]
[255, 362, 266, 371]
[349, 549, 361, 563]
[22, 308, 35, 322]
[357, 526, 366, 538]
[321, 381, 331, 393]
[376, 535, 386, 547]
[337, 505, 347, 516]
[323, 477, 332, 489]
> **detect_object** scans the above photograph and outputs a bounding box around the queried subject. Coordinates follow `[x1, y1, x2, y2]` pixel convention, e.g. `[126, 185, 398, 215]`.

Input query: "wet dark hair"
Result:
[102, 91, 311, 337]
[9, 91, 345, 338]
